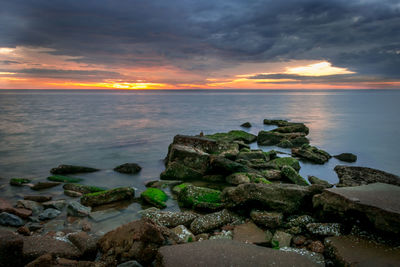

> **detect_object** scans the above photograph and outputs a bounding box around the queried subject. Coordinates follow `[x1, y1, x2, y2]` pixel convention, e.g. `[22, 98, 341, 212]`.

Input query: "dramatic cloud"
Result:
[0, 0, 399, 89]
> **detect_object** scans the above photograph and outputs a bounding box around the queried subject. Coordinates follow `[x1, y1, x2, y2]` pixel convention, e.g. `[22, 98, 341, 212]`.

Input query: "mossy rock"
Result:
[160, 162, 203, 180]
[281, 165, 309, 186]
[80, 187, 135, 207]
[9, 178, 31, 186]
[63, 183, 105, 194]
[240, 148, 251, 153]
[267, 157, 301, 172]
[48, 175, 83, 183]
[178, 185, 223, 211]
[272, 123, 309, 135]
[141, 188, 168, 208]
[263, 150, 278, 160]
[172, 183, 191, 195]
[277, 140, 293, 148]
[263, 119, 292, 126]
[333, 153, 357, 163]
[292, 144, 331, 164]
[206, 130, 257, 144]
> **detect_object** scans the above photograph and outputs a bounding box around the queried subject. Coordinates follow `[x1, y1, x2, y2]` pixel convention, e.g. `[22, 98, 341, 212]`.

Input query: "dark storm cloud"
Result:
[1, 0, 399, 78]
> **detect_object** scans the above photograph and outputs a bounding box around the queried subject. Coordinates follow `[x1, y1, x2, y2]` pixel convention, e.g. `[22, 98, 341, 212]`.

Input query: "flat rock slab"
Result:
[156, 239, 319, 267]
[334, 165, 400, 187]
[233, 222, 270, 244]
[313, 183, 400, 234]
[325, 235, 400, 266]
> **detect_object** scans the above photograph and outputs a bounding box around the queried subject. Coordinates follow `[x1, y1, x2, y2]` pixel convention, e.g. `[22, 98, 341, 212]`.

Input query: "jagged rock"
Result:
[233, 222, 270, 244]
[0, 229, 24, 267]
[226, 173, 250, 185]
[308, 176, 333, 188]
[250, 210, 283, 228]
[334, 165, 400, 187]
[281, 165, 309, 186]
[42, 199, 67, 211]
[141, 188, 168, 208]
[67, 201, 92, 217]
[47, 175, 83, 183]
[292, 145, 331, 164]
[334, 153, 357, 162]
[0, 212, 24, 226]
[240, 122, 252, 128]
[140, 207, 198, 228]
[31, 181, 61, 190]
[50, 164, 99, 174]
[178, 185, 223, 211]
[267, 157, 301, 171]
[38, 208, 61, 221]
[114, 163, 142, 174]
[63, 183, 105, 194]
[306, 223, 342, 236]
[68, 231, 98, 260]
[206, 130, 257, 144]
[313, 183, 400, 234]
[81, 187, 135, 207]
[23, 195, 52, 203]
[272, 231, 292, 248]
[171, 225, 195, 243]
[190, 209, 238, 234]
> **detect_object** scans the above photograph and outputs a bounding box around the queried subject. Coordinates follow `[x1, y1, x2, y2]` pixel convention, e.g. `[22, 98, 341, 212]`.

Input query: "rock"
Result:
[140, 208, 198, 228]
[292, 144, 331, 164]
[272, 123, 309, 135]
[272, 231, 292, 248]
[67, 201, 92, 217]
[171, 183, 191, 195]
[334, 165, 400, 187]
[113, 163, 142, 174]
[308, 240, 324, 253]
[31, 181, 61, 190]
[22, 235, 81, 263]
[90, 209, 121, 222]
[308, 176, 333, 188]
[0, 229, 24, 266]
[145, 180, 181, 189]
[292, 235, 307, 246]
[80, 187, 135, 207]
[166, 144, 210, 172]
[250, 210, 283, 228]
[42, 199, 67, 211]
[81, 221, 92, 232]
[50, 164, 99, 174]
[25, 222, 43, 232]
[25, 253, 53, 267]
[141, 188, 168, 209]
[16, 200, 43, 216]
[202, 174, 225, 182]
[263, 119, 293, 126]
[160, 162, 203, 180]
[277, 139, 293, 148]
[23, 195, 52, 202]
[281, 165, 309, 186]
[98, 218, 170, 265]
[118, 260, 143, 267]
[257, 131, 306, 146]
[195, 233, 209, 241]
[261, 169, 283, 180]
[324, 235, 400, 266]
[171, 225, 195, 243]
[47, 175, 83, 183]
[233, 222, 270, 244]
[286, 215, 315, 229]
[313, 182, 400, 234]
[279, 247, 325, 267]
[190, 209, 237, 234]
[0, 198, 32, 219]
[171, 135, 219, 154]
[209, 230, 233, 240]
[334, 153, 357, 162]
[0, 212, 24, 226]
[306, 223, 342, 236]
[237, 150, 267, 161]
[17, 226, 31, 236]
[156, 239, 319, 266]
[9, 178, 31, 186]
[38, 208, 61, 221]
[225, 173, 251, 185]
[178, 185, 223, 211]
[208, 156, 254, 175]
[206, 130, 257, 144]
[68, 231, 98, 260]
[64, 189, 83, 197]
[63, 183, 105, 194]
[267, 157, 301, 171]
[240, 122, 252, 128]
[222, 183, 315, 214]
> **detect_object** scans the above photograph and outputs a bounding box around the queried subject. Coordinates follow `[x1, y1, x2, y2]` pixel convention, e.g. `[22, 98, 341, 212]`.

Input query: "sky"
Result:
[0, 0, 399, 89]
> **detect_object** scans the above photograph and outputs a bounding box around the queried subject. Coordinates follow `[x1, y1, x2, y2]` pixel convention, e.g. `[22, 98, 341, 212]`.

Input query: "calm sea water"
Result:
[0, 89, 399, 232]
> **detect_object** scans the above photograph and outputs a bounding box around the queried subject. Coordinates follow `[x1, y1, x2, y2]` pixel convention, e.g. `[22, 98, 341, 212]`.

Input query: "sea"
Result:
[0, 89, 399, 233]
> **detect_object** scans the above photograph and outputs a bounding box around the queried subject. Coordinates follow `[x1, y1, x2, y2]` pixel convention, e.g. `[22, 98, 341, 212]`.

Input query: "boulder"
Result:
[171, 135, 219, 153]
[140, 208, 198, 228]
[250, 210, 283, 228]
[308, 176, 333, 188]
[63, 183, 105, 194]
[334, 165, 400, 187]
[156, 239, 319, 267]
[334, 153, 357, 162]
[257, 131, 306, 146]
[0, 212, 24, 226]
[261, 169, 283, 180]
[222, 183, 314, 214]
[272, 231, 292, 248]
[166, 144, 210, 172]
[170, 225, 195, 243]
[47, 175, 83, 183]
[232, 222, 271, 244]
[272, 123, 309, 135]
[81, 187, 135, 207]
[306, 223, 342, 236]
[206, 130, 257, 144]
[208, 156, 254, 175]
[313, 182, 400, 235]
[236, 150, 267, 161]
[292, 144, 331, 164]
[38, 208, 61, 221]
[42, 199, 67, 211]
[190, 209, 237, 234]
[23, 195, 52, 203]
[178, 185, 223, 211]
[68, 231, 98, 260]
[266, 157, 301, 171]
[16, 200, 43, 216]
[114, 163, 142, 174]
[160, 162, 203, 180]
[324, 235, 400, 266]
[9, 178, 31, 186]
[31, 181, 61, 190]
[50, 164, 99, 174]
[141, 188, 168, 209]
[0, 229, 24, 267]
[240, 122, 252, 128]
[0, 198, 32, 219]
[225, 173, 250, 185]
[67, 201, 92, 217]
[281, 165, 309, 186]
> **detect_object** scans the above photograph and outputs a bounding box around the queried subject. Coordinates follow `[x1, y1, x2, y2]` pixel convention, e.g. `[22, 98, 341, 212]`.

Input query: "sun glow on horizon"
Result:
[285, 61, 355, 76]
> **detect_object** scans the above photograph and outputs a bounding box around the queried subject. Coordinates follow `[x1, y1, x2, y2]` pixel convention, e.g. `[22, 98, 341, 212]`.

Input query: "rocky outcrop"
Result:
[313, 183, 400, 235]
[114, 163, 142, 174]
[81, 187, 135, 207]
[50, 164, 99, 174]
[292, 144, 331, 164]
[333, 153, 357, 162]
[334, 165, 400, 187]
[160, 162, 203, 180]
[272, 123, 309, 135]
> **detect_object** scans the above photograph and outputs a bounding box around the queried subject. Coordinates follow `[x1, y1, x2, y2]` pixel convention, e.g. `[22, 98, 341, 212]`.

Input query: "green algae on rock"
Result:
[80, 187, 135, 207]
[281, 165, 309, 186]
[292, 144, 331, 164]
[160, 161, 203, 180]
[206, 130, 257, 144]
[141, 188, 168, 209]
[178, 185, 223, 211]
[47, 175, 83, 183]
[9, 178, 31, 186]
[63, 183, 105, 194]
[267, 157, 301, 172]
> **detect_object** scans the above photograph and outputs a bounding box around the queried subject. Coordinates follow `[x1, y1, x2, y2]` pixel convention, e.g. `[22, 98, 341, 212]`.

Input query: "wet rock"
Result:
[0, 229, 24, 267]
[114, 163, 142, 174]
[292, 144, 331, 164]
[23, 195, 52, 203]
[38, 208, 61, 221]
[267, 157, 301, 171]
[308, 176, 333, 188]
[281, 165, 309, 186]
[272, 123, 309, 135]
[208, 156, 254, 175]
[156, 239, 319, 267]
[67, 201, 91, 217]
[308, 240, 324, 253]
[334, 165, 400, 187]
[31, 181, 61, 190]
[0, 212, 24, 226]
[160, 161, 203, 180]
[68, 231, 98, 260]
[171, 183, 191, 195]
[222, 183, 315, 214]
[64, 189, 83, 197]
[279, 247, 325, 267]
[272, 231, 292, 248]
[141, 188, 168, 209]
[306, 223, 342, 236]
[171, 225, 195, 243]
[313, 182, 400, 234]
[209, 230, 233, 240]
[226, 173, 250, 185]
[202, 174, 225, 182]
[257, 131, 307, 146]
[50, 164, 99, 174]
[250, 210, 283, 228]
[25, 222, 43, 232]
[98, 218, 171, 266]
[233, 222, 271, 245]
[240, 122, 252, 128]
[324, 235, 400, 266]
[140, 207, 198, 228]
[190, 209, 237, 234]
[178, 185, 223, 211]
[206, 130, 257, 144]
[47, 175, 83, 183]
[80, 187, 135, 207]
[237, 150, 267, 161]
[16, 200, 43, 216]
[334, 153, 357, 162]
[63, 183, 105, 194]
[263, 119, 293, 126]
[9, 178, 31, 186]
[42, 199, 67, 211]
[0, 198, 32, 219]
